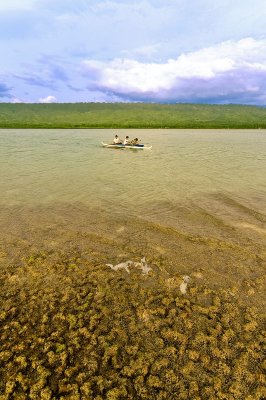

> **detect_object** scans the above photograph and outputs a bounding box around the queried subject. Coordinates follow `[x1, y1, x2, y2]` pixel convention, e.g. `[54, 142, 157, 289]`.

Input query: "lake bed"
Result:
[1, 129, 265, 399]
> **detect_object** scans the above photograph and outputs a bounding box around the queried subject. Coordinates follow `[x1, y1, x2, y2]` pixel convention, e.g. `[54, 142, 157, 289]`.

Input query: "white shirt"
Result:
[124, 138, 130, 144]
[114, 137, 121, 144]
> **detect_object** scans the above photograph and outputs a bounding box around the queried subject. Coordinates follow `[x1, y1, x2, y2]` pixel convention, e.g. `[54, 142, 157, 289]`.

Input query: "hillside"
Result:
[0, 103, 266, 128]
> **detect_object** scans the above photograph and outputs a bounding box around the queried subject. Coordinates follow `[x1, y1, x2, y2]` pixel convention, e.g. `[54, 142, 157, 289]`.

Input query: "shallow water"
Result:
[0, 129, 266, 299]
[1, 129, 266, 215]
[1, 129, 266, 398]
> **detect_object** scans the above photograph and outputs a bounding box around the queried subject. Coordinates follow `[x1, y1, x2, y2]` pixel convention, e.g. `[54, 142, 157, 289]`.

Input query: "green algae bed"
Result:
[0, 204, 265, 400]
[1, 103, 266, 129]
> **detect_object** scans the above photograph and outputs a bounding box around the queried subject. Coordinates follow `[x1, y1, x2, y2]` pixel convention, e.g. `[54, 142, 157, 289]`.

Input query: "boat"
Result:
[101, 142, 152, 150]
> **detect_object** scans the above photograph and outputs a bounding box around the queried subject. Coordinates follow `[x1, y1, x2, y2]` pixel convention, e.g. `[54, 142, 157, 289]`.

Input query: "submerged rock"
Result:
[180, 275, 191, 294]
[106, 257, 152, 275]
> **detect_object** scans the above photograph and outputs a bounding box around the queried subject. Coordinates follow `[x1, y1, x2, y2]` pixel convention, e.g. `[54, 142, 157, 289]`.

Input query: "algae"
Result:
[0, 204, 265, 399]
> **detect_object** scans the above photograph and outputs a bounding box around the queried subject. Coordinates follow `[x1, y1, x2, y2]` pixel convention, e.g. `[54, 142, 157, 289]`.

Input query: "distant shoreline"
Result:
[0, 103, 266, 129]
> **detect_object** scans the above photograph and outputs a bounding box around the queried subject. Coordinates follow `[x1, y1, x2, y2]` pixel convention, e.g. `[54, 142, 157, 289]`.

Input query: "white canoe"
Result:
[101, 142, 152, 150]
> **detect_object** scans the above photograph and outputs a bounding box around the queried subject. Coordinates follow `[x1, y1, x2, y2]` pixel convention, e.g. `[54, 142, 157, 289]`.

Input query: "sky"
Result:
[0, 0, 266, 104]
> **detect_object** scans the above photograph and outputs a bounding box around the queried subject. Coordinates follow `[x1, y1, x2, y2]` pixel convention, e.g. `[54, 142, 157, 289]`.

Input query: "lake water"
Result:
[1, 129, 266, 213]
[1, 129, 266, 398]
[0, 129, 266, 304]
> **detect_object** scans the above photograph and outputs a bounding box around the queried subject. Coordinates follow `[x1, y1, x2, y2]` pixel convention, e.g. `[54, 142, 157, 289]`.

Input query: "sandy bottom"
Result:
[0, 203, 265, 399]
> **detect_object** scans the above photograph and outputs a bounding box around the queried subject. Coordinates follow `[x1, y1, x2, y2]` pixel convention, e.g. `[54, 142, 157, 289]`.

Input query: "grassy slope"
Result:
[0, 103, 266, 128]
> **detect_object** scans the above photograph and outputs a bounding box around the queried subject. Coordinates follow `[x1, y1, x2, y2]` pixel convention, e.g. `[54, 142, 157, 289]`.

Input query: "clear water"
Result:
[1, 130, 265, 398]
[1, 129, 266, 306]
[1, 129, 266, 219]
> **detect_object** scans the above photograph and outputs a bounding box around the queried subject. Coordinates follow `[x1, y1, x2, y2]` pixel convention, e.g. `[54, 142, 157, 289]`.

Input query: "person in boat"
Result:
[113, 134, 122, 144]
[130, 137, 139, 145]
[124, 136, 130, 145]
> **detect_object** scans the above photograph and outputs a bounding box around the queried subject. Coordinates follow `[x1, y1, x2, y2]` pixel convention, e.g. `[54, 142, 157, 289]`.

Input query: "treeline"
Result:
[0, 103, 266, 128]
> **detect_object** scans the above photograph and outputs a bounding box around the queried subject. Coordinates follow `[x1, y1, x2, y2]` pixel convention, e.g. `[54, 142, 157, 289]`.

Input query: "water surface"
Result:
[1, 129, 265, 398]
[1, 129, 265, 215]
[1, 129, 265, 294]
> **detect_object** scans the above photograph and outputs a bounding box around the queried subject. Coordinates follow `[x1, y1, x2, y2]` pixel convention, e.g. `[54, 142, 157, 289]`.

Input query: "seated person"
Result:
[113, 134, 122, 144]
[124, 136, 130, 145]
[130, 137, 139, 145]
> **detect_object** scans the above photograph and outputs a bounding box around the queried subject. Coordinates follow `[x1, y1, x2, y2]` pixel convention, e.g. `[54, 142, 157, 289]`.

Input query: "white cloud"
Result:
[38, 95, 57, 103]
[82, 38, 266, 103]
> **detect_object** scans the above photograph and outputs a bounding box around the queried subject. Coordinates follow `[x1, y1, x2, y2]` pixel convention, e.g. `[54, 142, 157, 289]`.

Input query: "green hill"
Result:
[0, 103, 266, 128]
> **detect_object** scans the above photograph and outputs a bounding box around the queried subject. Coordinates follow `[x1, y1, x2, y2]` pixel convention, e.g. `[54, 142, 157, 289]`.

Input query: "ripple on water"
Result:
[0, 129, 266, 399]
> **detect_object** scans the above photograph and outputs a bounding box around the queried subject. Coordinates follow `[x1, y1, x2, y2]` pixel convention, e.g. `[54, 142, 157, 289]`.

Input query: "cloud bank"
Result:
[82, 38, 266, 104]
[1, 0, 266, 104]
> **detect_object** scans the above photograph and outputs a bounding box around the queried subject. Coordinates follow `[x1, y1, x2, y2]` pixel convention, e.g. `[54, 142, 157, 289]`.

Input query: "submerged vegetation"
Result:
[0, 204, 265, 399]
[1, 258, 265, 400]
[0, 103, 266, 129]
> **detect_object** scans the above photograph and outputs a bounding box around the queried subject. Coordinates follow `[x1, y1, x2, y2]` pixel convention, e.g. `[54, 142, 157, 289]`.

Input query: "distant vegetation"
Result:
[0, 103, 266, 128]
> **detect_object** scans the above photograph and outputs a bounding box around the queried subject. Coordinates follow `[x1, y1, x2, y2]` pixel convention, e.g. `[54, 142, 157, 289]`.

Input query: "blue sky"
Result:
[0, 0, 266, 104]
